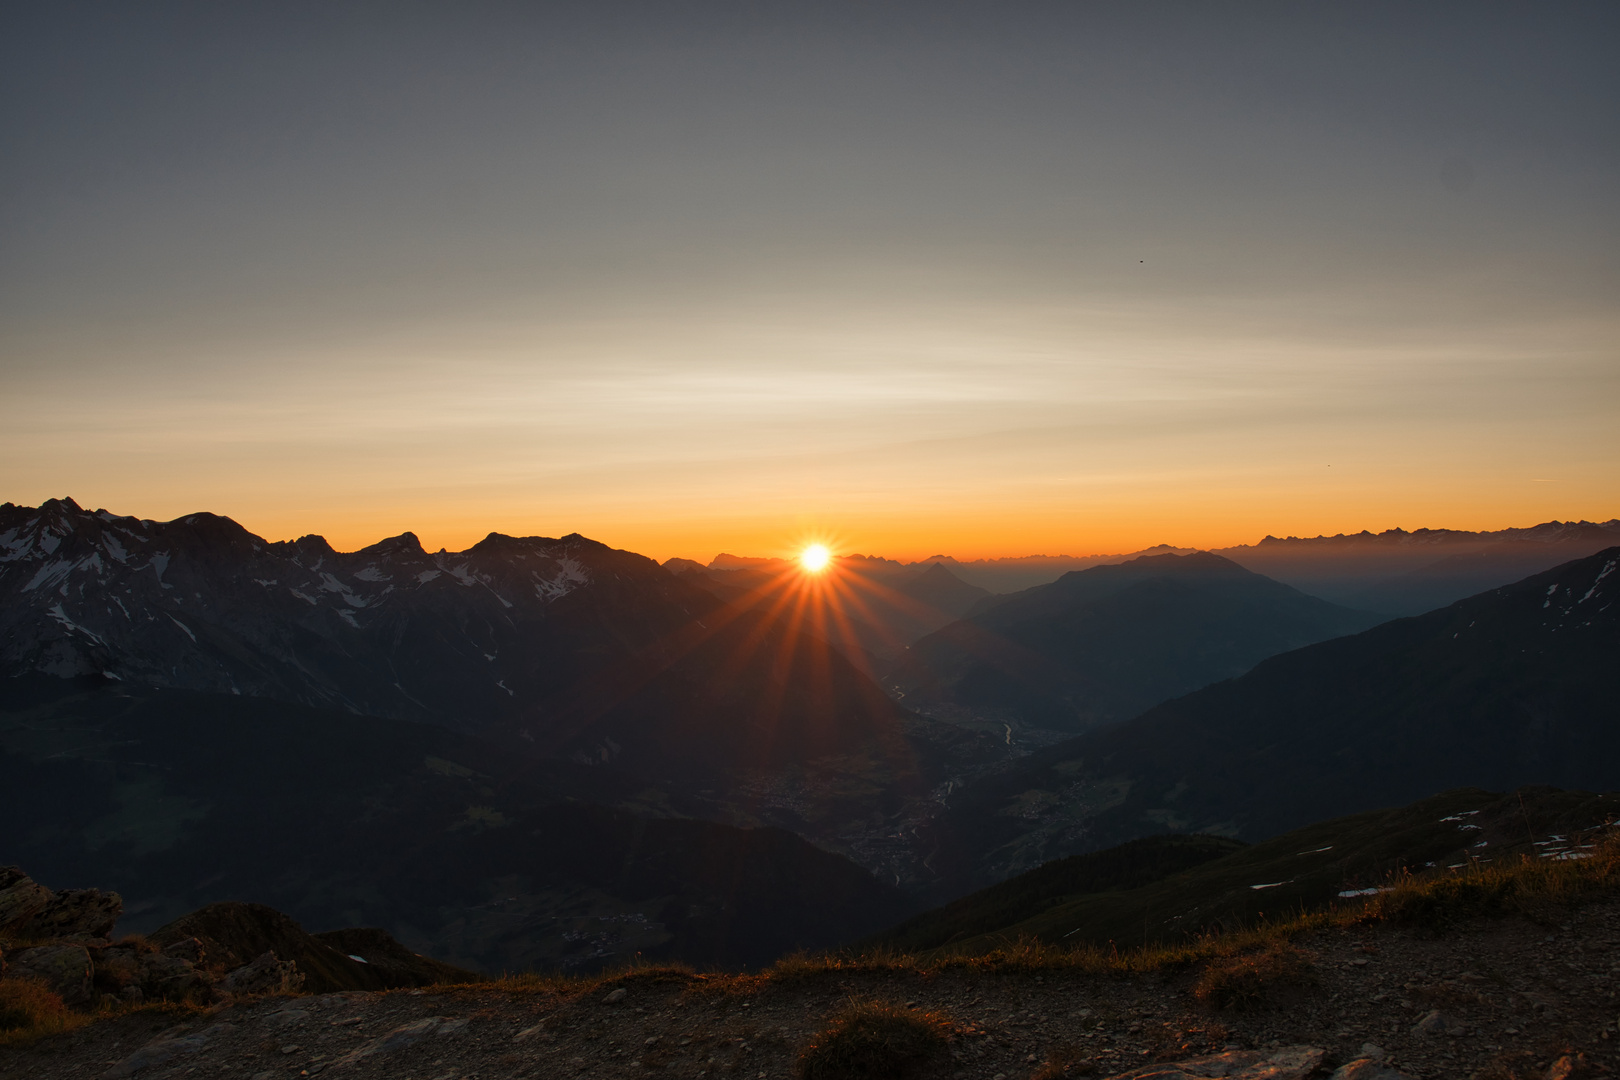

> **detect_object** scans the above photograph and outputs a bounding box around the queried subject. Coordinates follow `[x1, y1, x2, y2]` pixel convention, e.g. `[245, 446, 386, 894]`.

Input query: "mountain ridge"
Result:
[916, 545, 1620, 895]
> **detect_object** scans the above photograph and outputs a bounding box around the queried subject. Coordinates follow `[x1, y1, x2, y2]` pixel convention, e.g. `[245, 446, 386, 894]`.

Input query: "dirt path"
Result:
[5, 902, 1617, 1080]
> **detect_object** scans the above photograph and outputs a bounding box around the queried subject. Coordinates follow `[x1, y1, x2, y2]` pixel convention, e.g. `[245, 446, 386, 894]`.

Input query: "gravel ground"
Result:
[4, 901, 1616, 1080]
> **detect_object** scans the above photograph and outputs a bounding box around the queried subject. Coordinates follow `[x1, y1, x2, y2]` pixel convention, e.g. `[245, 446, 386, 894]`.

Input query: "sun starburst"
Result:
[799, 544, 831, 572]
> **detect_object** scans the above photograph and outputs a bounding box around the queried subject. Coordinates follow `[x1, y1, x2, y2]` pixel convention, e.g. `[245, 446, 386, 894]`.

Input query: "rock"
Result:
[6, 944, 94, 1007]
[1410, 1009, 1460, 1037]
[1358, 1043, 1386, 1060]
[330, 1015, 468, 1068]
[218, 951, 304, 996]
[92, 944, 145, 993]
[1103, 1045, 1324, 1079]
[1329, 1060, 1417, 1080]
[0, 867, 53, 935]
[161, 936, 206, 964]
[12, 888, 122, 940]
[101, 1022, 231, 1079]
[604, 987, 628, 1003]
[139, 952, 211, 1001]
[263, 1007, 310, 1028]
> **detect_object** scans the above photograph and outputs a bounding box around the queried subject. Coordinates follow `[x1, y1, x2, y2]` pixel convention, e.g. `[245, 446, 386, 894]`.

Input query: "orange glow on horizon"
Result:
[22, 486, 1617, 565]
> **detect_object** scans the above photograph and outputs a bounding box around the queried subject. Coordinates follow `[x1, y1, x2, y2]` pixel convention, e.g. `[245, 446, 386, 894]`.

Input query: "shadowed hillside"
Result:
[918, 547, 1620, 893]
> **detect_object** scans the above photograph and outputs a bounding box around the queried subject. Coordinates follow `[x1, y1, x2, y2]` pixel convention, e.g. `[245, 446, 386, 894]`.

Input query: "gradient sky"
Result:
[3, 2, 1615, 560]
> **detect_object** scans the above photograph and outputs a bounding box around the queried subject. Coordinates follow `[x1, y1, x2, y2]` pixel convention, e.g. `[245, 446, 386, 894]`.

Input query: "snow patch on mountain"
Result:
[24, 560, 74, 593]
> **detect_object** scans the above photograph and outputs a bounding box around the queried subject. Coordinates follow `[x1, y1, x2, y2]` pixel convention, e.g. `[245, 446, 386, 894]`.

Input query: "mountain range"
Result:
[684, 519, 1620, 615]
[916, 544, 1620, 894]
[4, 496, 1617, 975]
[1214, 519, 1620, 615]
[0, 498, 1004, 862]
[884, 550, 1381, 734]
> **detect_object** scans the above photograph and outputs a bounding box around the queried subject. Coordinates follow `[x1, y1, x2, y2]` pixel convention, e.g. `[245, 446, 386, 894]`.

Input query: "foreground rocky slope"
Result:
[3, 896, 1614, 1079]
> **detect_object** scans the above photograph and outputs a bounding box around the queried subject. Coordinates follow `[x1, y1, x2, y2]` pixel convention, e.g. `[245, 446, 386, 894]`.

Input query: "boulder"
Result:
[91, 944, 145, 993]
[161, 936, 206, 964]
[218, 951, 304, 996]
[139, 953, 211, 1001]
[0, 867, 53, 936]
[6, 944, 94, 1007]
[13, 888, 123, 940]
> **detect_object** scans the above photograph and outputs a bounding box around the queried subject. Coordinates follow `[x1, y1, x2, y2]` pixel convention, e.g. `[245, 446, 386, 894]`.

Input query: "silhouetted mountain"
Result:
[1216, 520, 1620, 615]
[887, 551, 1381, 733]
[0, 679, 918, 973]
[919, 547, 1620, 894]
[908, 547, 1198, 594]
[882, 787, 1618, 954]
[0, 499, 984, 863]
[896, 562, 990, 618]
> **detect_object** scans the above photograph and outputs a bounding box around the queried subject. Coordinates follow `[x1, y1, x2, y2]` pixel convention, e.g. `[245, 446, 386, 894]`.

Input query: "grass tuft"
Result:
[797, 999, 956, 1080]
[1192, 941, 1317, 1011]
[0, 977, 88, 1046]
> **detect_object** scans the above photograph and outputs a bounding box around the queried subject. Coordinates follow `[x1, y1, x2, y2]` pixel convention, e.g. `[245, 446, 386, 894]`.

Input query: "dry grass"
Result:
[796, 999, 957, 1080]
[1364, 837, 1620, 930]
[1192, 940, 1317, 1011]
[0, 978, 88, 1047]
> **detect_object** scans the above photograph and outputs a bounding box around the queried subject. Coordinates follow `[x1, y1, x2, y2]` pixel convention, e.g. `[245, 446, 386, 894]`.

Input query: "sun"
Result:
[799, 544, 831, 573]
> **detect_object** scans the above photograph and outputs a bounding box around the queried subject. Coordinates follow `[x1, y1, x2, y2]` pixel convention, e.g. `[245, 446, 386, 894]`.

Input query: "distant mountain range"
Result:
[884, 550, 1381, 733]
[5, 496, 1616, 973]
[918, 545, 1620, 894]
[1214, 519, 1620, 615]
[674, 517, 1620, 616]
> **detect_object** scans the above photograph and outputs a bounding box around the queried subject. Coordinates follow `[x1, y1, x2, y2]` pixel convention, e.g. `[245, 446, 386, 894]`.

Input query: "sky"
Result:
[2, 2, 1616, 561]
